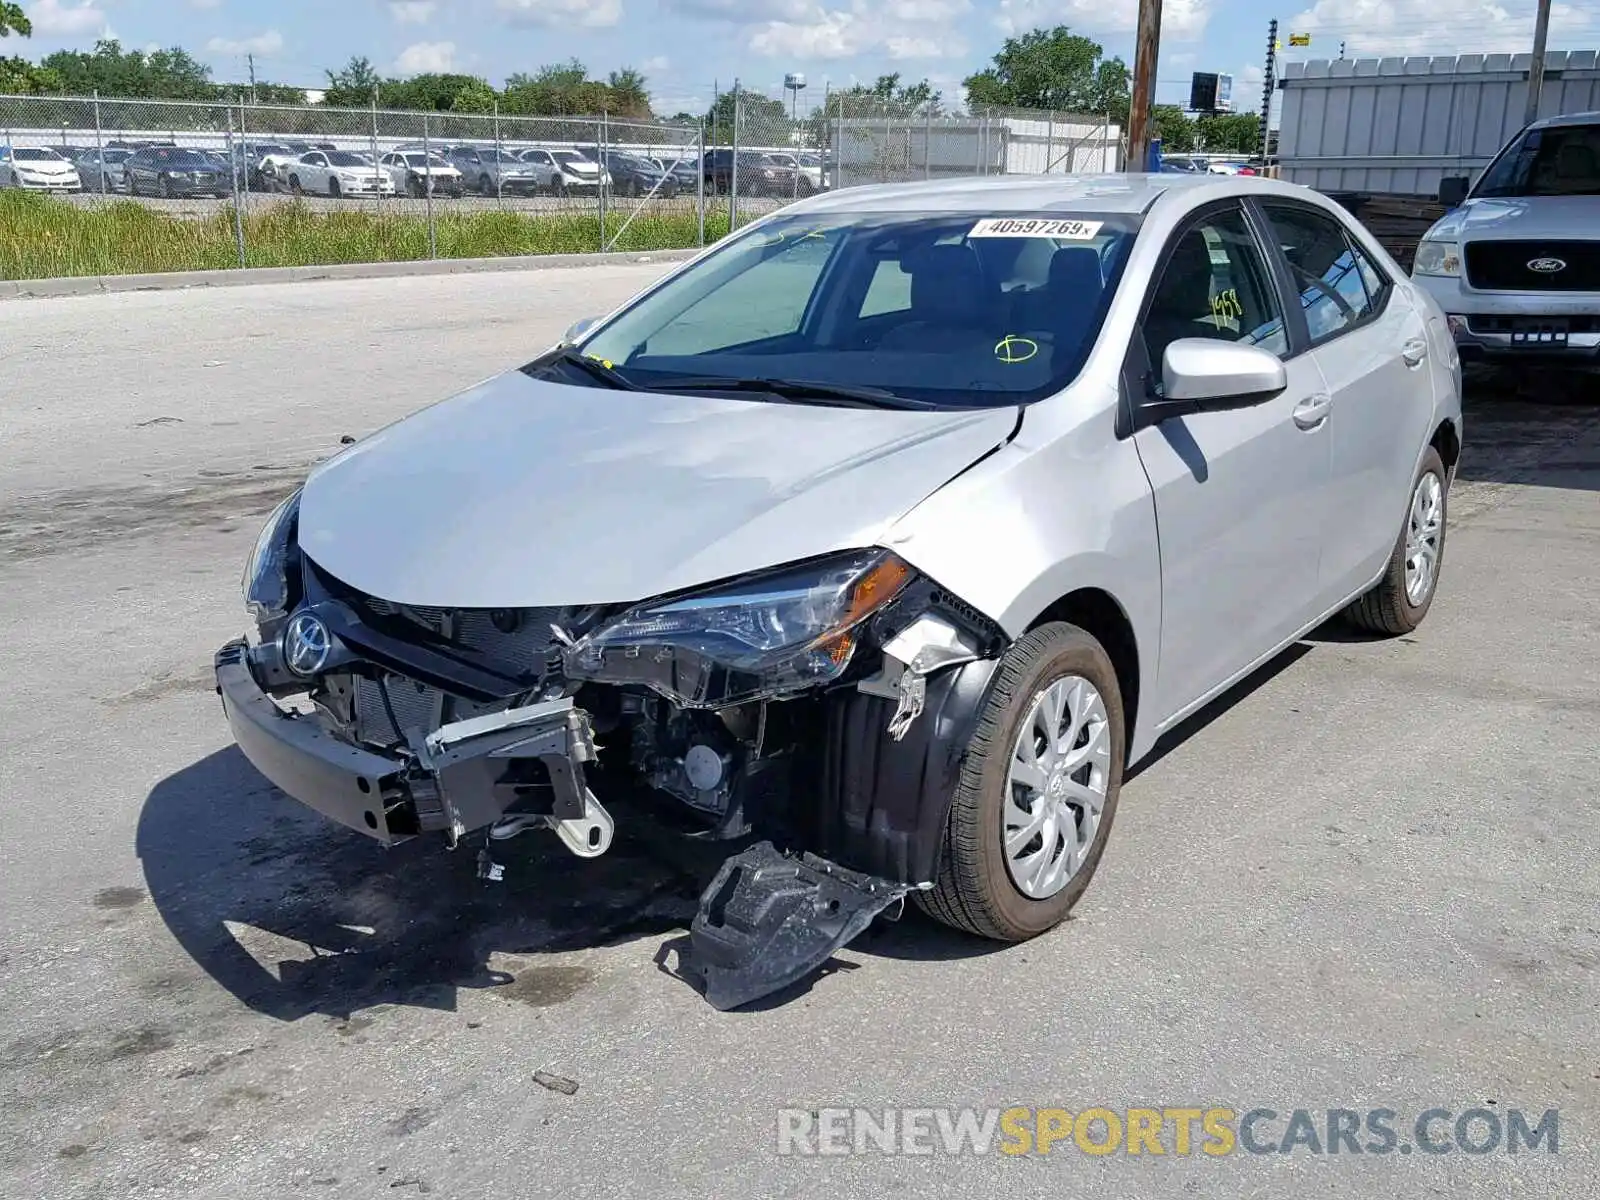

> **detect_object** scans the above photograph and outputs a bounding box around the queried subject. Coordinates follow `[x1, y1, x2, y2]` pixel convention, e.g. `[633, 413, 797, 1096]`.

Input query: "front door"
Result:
[1131, 203, 1334, 727]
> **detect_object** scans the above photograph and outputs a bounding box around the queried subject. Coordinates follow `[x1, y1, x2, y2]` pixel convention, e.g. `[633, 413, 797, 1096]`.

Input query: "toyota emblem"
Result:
[282, 612, 332, 676]
[1526, 257, 1567, 274]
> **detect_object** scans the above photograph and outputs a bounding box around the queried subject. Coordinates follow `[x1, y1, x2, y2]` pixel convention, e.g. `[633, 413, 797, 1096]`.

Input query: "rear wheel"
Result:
[917, 622, 1125, 942]
[1343, 446, 1448, 635]
[328, 177, 341, 199]
[158, 174, 172, 199]
[478, 173, 493, 196]
[289, 175, 303, 197]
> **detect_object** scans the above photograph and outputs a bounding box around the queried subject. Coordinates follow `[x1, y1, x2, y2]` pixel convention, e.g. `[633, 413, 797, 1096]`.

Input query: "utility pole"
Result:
[1525, 0, 1552, 124]
[247, 52, 257, 105]
[1124, 0, 1163, 171]
[1259, 19, 1278, 164]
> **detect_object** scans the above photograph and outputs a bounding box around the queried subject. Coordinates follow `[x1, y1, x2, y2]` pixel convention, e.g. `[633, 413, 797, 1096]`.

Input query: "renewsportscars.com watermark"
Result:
[777, 1106, 1560, 1158]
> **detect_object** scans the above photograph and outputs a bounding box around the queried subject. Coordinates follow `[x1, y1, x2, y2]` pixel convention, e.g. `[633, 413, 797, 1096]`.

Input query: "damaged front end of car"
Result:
[216, 488, 1006, 1009]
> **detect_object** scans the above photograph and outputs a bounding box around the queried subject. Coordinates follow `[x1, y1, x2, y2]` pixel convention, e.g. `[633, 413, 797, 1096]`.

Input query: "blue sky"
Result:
[17, 0, 1593, 117]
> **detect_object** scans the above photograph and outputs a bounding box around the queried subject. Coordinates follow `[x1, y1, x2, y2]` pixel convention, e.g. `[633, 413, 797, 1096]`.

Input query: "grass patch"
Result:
[0, 191, 730, 279]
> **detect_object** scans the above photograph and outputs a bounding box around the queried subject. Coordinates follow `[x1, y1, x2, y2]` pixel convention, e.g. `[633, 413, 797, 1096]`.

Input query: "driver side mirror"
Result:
[1437, 175, 1470, 208]
[1138, 339, 1287, 427]
[562, 316, 600, 345]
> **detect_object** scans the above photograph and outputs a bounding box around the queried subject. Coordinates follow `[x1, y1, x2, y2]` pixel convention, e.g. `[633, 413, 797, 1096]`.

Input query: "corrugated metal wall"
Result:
[1278, 50, 1600, 195]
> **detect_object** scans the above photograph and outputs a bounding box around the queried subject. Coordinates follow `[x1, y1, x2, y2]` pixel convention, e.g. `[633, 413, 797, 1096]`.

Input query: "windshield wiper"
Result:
[539, 347, 642, 390]
[649, 375, 935, 410]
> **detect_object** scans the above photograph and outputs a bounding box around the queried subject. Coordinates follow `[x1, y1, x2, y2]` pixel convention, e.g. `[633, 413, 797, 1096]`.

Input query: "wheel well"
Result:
[1026, 588, 1140, 748]
[1431, 418, 1461, 477]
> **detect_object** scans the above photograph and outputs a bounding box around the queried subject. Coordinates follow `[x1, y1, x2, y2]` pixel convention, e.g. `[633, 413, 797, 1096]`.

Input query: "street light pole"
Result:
[1525, 0, 1552, 125]
[1125, 0, 1163, 171]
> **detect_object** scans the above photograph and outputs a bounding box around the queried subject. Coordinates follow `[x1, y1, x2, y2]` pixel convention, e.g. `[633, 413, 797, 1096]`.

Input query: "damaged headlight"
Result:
[568, 550, 913, 707]
[241, 488, 302, 621]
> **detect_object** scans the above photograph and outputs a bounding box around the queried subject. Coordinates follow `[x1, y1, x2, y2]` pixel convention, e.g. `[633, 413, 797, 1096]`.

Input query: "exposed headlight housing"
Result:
[567, 550, 913, 707]
[1413, 239, 1461, 278]
[242, 489, 302, 621]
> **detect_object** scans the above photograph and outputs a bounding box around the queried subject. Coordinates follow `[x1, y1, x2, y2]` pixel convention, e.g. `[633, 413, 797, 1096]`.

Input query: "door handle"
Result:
[1402, 337, 1429, 367]
[1292, 393, 1332, 430]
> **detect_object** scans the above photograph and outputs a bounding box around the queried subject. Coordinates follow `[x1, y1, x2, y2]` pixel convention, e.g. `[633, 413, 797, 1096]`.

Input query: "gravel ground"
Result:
[0, 271, 1595, 1199]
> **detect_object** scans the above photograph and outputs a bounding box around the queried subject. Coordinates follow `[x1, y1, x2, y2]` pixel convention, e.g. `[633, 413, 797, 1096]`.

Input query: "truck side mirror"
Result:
[1437, 176, 1469, 208]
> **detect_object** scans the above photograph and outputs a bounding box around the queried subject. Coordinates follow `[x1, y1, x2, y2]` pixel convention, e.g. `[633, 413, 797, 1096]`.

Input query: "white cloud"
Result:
[747, 0, 970, 60]
[389, 1, 437, 22]
[668, 0, 811, 18]
[496, 0, 623, 27]
[394, 40, 457, 73]
[995, 0, 1210, 40]
[190, 0, 224, 9]
[1288, 0, 1590, 57]
[205, 30, 285, 56]
[25, 0, 108, 36]
[643, 55, 671, 71]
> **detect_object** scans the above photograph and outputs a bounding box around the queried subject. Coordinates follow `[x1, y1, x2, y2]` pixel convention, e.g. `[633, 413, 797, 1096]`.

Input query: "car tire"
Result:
[158, 175, 172, 199]
[478, 173, 493, 196]
[328, 178, 341, 199]
[917, 621, 1125, 943]
[289, 175, 303, 197]
[1342, 445, 1448, 636]
[410, 177, 425, 198]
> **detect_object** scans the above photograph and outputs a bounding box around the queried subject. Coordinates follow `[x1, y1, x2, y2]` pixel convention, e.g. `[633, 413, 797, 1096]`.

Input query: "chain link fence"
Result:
[0, 91, 1122, 279]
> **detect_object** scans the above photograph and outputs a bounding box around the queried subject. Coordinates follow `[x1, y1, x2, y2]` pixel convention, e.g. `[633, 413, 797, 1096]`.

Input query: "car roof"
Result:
[788, 172, 1315, 216]
[1528, 109, 1600, 131]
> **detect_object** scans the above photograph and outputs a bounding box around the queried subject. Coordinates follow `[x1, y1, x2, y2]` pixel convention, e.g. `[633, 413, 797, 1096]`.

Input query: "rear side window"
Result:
[1259, 204, 1380, 343]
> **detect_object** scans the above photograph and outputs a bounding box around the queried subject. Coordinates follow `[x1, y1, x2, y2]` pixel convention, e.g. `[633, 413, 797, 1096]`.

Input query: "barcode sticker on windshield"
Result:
[968, 217, 1103, 240]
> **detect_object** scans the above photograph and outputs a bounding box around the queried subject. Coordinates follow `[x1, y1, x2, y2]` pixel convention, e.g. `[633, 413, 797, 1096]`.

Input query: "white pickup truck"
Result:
[1412, 111, 1600, 365]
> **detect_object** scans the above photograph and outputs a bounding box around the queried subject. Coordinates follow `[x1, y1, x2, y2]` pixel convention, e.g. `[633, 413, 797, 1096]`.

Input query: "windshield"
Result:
[403, 153, 448, 167]
[325, 151, 370, 167]
[552, 150, 588, 166]
[572, 211, 1137, 408]
[1475, 122, 1600, 197]
[13, 148, 62, 161]
[160, 151, 209, 166]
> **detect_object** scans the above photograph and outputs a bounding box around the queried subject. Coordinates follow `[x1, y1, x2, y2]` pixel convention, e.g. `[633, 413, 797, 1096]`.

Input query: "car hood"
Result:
[297, 371, 1017, 608]
[17, 161, 73, 172]
[1425, 195, 1600, 242]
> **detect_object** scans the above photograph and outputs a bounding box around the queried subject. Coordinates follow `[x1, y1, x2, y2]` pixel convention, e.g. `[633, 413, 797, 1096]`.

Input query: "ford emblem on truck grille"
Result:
[1527, 257, 1568, 273]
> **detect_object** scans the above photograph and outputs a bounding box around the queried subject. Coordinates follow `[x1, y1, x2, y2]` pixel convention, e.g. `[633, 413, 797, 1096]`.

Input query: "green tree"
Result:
[323, 55, 382, 107]
[502, 60, 607, 115]
[385, 72, 495, 111]
[0, 57, 59, 93]
[244, 82, 309, 105]
[39, 40, 219, 100]
[704, 86, 786, 145]
[1, 1, 30, 37]
[1195, 112, 1260, 155]
[606, 68, 651, 118]
[449, 77, 498, 113]
[1150, 104, 1195, 152]
[963, 26, 1129, 119]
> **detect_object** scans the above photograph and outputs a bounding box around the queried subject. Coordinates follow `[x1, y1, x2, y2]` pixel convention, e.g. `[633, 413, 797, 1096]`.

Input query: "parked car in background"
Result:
[0, 146, 82, 192]
[74, 146, 134, 193]
[516, 146, 607, 194]
[647, 152, 701, 190]
[702, 148, 800, 196]
[1416, 110, 1600, 369]
[252, 143, 307, 192]
[1207, 160, 1258, 176]
[763, 151, 825, 194]
[447, 145, 544, 196]
[598, 150, 677, 197]
[124, 146, 229, 198]
[286, 149, 398, 199]
[379, 150, 465, 197]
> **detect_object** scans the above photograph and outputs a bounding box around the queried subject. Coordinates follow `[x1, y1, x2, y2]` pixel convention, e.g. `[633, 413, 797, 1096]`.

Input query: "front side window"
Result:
[567, 211, 1139, 408]
[1475, 122, 1600, 197]
[1143, 206, 1288, 372]
[1260, 203, 1375, 343]
[325, 151, 369, 168]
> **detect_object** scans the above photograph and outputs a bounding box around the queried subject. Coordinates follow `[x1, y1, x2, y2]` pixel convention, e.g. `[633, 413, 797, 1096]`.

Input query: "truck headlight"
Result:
[568, 550, 913, 706]
[242, 489, 302, 620]
[1413, 239, 1461, 278]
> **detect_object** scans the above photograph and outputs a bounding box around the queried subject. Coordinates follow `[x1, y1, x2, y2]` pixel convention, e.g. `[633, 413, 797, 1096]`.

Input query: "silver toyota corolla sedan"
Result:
[218, 173, 1463, 1009]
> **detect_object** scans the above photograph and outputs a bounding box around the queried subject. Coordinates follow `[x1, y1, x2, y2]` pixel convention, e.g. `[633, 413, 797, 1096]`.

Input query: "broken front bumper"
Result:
[214, 639, 605, 847]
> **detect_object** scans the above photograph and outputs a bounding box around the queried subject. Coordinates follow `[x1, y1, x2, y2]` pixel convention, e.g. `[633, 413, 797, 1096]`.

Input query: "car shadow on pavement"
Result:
[139, 747, 1016, 1019]
[137, 746, 707, 1022]
[1459, 367, 1600, 493]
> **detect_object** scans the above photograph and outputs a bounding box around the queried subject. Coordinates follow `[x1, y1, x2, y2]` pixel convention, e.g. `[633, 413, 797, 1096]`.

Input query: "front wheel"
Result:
[328, 177, 341, 199]
[158, 175, 172, 199]
[917, 622, 1125, 942]
[289, 175, 303, 197]
[1343, 445, 1448, 635]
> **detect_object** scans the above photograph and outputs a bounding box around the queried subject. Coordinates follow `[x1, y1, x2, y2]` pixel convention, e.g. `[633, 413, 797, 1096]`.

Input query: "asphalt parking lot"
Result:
[1, 270, 1595, 1199]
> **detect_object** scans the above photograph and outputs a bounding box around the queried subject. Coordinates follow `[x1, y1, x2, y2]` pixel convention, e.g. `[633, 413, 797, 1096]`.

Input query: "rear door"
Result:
[1253, 200, 1434, 607]
[1131, 201, 1334, 725]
